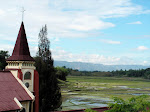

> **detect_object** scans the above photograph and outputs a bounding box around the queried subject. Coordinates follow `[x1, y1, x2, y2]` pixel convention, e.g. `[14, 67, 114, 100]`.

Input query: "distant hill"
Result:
[54, 61, 150, 71]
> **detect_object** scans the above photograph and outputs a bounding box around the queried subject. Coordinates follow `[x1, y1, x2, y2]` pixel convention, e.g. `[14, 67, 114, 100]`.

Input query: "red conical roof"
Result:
[7, 22, 34, 61]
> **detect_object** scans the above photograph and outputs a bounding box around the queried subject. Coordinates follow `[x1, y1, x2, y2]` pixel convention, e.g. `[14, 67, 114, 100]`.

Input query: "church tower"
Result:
[6, 22, 39, 112]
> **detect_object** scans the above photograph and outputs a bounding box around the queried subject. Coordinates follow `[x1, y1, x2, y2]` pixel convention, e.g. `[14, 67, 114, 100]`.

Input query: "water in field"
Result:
[60, 76, 150, 111]
[61, 94, 109, 111]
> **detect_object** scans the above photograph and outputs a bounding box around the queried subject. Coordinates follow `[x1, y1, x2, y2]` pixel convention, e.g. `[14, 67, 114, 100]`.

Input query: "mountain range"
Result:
[54, 61, 150, 71]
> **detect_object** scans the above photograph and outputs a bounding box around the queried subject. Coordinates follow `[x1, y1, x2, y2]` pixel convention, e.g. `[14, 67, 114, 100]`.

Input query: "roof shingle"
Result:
[0, 71, 33, 111]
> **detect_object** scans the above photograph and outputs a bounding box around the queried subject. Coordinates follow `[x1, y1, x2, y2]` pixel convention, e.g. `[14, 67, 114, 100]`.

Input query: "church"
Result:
[0, 22, 39, 112]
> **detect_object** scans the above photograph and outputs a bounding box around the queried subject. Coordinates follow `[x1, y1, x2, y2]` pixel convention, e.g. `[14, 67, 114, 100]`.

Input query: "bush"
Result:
[105, 95, 150, 112]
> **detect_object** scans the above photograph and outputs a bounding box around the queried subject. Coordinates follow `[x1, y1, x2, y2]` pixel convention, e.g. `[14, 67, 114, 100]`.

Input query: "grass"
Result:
[61, 76, 150, 110]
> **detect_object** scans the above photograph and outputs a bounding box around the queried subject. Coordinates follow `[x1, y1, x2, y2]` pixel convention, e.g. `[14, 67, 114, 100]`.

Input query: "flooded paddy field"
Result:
[60, 76, 150, 111]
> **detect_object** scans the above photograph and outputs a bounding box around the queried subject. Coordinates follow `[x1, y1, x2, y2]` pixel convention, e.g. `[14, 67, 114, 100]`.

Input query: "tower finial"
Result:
[21, 7, 25, 21]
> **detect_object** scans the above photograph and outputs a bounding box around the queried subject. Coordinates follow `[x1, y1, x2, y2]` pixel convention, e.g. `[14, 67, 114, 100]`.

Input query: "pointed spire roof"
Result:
[7, 22, 34, 61]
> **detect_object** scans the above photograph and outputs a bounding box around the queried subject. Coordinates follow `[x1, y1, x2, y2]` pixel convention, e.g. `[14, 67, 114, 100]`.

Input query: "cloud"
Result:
[0, 0, 149, 42]
[127, 21, 142, 24]
[51, 48, 145, 65]
[136, 46, 148, 51]
[69, 15, 115, 31]
[51, 48, 119, 64]
[29, 46, 38, 56]
[0, 44, 14, 55]
[143, 61, 148, 65]
[0, 0, 150, 66]
[0, 43, 38, 57]
[49, 0, 150, 18]
[100, 39, 121, 44]
[0, 9, 4, 15]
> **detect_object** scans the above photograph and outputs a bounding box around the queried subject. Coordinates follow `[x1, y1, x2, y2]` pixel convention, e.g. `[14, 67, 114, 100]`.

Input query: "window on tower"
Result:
[24, 72, 31, 80]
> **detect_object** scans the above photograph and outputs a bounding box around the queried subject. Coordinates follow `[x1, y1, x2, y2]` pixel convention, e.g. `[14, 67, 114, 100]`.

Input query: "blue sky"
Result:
[0, 0, 150, 65]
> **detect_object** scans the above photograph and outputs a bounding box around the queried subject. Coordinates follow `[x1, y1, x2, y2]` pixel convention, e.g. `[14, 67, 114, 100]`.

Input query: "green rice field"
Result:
[60, 76, 150, 111]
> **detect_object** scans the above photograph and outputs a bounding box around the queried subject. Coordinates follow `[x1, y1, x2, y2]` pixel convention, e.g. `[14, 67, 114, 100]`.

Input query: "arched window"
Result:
[24, 72, 31, 80]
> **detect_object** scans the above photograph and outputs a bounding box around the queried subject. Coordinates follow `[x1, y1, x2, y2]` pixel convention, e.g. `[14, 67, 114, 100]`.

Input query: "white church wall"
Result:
[22, 68, 34, 92]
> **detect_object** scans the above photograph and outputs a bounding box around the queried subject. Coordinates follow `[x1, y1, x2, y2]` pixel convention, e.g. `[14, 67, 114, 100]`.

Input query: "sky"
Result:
[0, 0, 150, 65]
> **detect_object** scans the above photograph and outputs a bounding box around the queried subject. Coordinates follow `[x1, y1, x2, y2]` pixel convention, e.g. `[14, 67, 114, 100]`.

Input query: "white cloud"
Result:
[0, 44, 14, 55]
[3, 42, 146, 65]
[136, 46, 148, 51]
[0, 0, 150, 66]
[51, 48, 145, 65]
[69, 15, 115, 31]
[127, 21, 142, 24]
[0, 43, 38, 57]
[30, 46, 38, 56]
[143, 61, 148, 65]
[100, 39, 121, 44]
[0, 0, 149, 42]
[0, 9, 4, 15]
[49, 0, 150, 18]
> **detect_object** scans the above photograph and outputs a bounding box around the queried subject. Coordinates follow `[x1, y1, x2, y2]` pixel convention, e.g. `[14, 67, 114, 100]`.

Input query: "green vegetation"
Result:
[68, 68, 150, 79]
[105, 95, 150, 112]
[55, 66, 70, 81]
[61, 76, 150, 110]
[66, 76, 150, 98]
[69, 69, 111, 77]
[111, 69, 150, 79]
[84, 95, 150, 112]
[0, 50, 9, 70]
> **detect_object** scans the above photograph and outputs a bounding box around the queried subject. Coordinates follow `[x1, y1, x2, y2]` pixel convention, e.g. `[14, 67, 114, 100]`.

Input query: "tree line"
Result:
[56, 67, 150, 80]
[111, 68, 150, 79]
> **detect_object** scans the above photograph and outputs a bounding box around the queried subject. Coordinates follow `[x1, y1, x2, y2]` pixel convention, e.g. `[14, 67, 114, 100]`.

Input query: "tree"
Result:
[35, 25, 61, 112]
[0, 50, 9, 70]
[55, 66, 69, 81]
